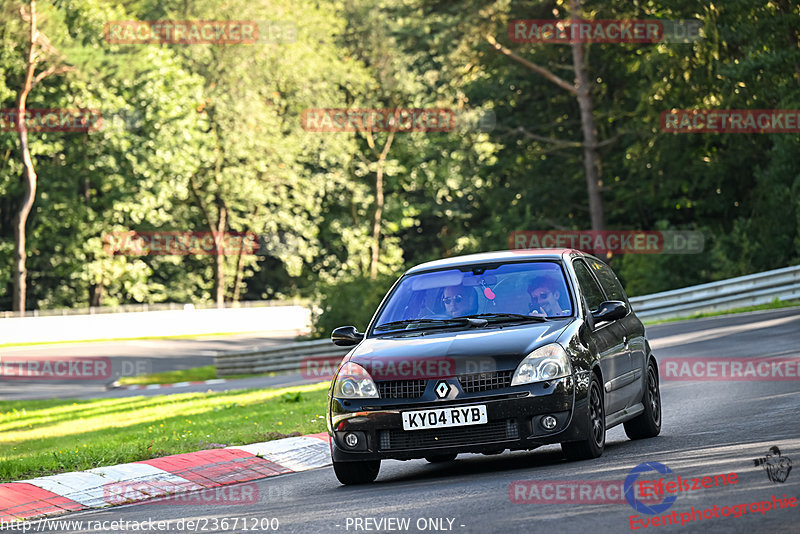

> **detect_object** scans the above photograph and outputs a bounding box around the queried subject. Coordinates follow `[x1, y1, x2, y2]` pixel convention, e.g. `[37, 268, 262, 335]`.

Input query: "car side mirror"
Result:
[331, 326, 364, 346]
[592, 300, 628, 323]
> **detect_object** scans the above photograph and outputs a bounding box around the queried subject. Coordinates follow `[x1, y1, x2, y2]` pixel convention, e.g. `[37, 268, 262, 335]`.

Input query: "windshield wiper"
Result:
[375, 313, 540, 332]
[458, 313, 549, 323]
[374, 318, 473, 332]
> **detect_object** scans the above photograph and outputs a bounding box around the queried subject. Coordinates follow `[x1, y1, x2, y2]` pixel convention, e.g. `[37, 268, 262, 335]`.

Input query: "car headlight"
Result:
[333, 362, 379, 399]
[511, 343, 571, 386]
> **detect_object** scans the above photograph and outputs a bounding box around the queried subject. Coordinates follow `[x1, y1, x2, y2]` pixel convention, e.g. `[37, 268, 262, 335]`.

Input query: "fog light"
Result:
[344, 432, 360, 448]
[541, 415, 557, 430]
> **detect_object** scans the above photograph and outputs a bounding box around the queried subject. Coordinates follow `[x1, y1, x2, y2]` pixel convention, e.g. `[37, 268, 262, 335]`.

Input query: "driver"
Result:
[528, 277, 570, 316]
[442, 285, 478, 317]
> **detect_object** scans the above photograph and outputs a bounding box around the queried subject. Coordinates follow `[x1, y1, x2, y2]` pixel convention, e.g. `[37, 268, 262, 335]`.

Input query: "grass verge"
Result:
[642, 299, 800, 325]
[116, 365, 279, 386]
[117, 365, 220, 385]
[0, 382, 329, 483]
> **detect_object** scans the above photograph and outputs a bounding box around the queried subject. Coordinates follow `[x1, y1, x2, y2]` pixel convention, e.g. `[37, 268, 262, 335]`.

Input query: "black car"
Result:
[326, 249, 661, 484]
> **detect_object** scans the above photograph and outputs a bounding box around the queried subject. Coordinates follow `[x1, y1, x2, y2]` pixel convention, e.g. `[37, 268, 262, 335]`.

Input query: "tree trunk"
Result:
[89, 284, 104, 307]
[213, 204, 227, 308]
[369, 130, 395, 280]
[574, 80, 604, 231]
[189, 175, 227, 309]
[486, 0, 606, 232]
[569, 0, 604, 231]
[12, 1, 39, 313]
[232, 234, 246, 303]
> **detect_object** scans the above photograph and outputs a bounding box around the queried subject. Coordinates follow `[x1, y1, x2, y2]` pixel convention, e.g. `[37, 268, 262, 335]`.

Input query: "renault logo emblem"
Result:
[435, 381, 450, 398]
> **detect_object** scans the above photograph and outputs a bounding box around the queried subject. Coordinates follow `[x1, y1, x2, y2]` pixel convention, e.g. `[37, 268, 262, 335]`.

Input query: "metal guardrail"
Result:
[0, 299, 309, 319]
[215, 265, 800, 376]
[216, 339, 349, 377]
[629, 264, 800, 321]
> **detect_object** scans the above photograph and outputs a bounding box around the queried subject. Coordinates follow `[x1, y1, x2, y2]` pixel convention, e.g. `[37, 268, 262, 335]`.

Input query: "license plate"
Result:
[402, 405, 487, 431]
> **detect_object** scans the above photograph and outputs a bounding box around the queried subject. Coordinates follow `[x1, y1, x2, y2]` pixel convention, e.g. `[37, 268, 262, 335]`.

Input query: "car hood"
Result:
[347, 321, 571, 376]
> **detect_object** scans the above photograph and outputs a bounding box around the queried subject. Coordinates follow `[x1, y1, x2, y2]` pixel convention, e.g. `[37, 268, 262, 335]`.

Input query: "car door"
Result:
[572, 259, 630, 416]
[586, 258, 644, 410]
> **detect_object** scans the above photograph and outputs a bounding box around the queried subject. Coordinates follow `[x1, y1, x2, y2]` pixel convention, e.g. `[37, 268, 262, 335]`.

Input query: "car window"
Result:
[588, 259, 628, 303]
[573, 260, 605, 312]
[372, 261, 573, 330]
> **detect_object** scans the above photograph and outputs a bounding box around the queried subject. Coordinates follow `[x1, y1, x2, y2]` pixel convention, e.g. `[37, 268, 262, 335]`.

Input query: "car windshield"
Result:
[372, 261, 573, 332]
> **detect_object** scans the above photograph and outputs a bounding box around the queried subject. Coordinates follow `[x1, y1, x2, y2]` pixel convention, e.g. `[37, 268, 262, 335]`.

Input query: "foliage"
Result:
[0, 0, 797, 330]
[312, 274, 397, 337]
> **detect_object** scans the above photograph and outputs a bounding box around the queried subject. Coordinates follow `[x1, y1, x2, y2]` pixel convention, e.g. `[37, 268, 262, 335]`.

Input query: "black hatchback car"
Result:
[327, 249, 661, 484]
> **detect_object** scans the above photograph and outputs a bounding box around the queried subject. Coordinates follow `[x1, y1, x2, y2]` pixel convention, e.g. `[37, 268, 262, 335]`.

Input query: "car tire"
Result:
[332, 459, 381, 485]
[624, 359, 662, 440]
[561, 374, 605, 460]
[425, 454, 457, 463]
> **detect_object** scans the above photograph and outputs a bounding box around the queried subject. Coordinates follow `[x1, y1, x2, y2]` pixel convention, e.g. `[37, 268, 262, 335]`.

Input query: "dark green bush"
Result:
[311, 275, 397, 339]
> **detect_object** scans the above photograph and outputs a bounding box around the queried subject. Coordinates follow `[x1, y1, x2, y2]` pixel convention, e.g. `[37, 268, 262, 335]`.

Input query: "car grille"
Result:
[379, 419, 518, 451]
[457, 370, 513, 393]
[377, 380, 426, 399]
[376, 371, 513, 399]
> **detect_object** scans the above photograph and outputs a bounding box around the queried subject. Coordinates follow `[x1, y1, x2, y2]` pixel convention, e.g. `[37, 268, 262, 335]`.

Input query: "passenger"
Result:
[442, 285, 478, 317]
[528, 277, 570, 316]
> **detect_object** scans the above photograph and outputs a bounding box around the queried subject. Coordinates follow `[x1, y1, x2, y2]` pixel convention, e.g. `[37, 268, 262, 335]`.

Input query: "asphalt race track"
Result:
[0, 332, 299, 401]
[22, 308, 800, 534]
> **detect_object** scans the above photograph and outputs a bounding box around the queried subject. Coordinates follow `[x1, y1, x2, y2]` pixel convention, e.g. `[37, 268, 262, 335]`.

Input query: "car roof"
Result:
[405, 249, 589, 275]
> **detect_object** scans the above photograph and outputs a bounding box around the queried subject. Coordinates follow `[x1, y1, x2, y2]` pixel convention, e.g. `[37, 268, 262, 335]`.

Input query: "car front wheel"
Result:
[561, 374, 605, 460]
[332, 459, 381, 485]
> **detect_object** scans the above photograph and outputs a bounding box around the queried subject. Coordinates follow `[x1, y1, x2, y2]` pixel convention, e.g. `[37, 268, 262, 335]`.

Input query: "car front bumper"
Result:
[328, 373, 592, 462]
